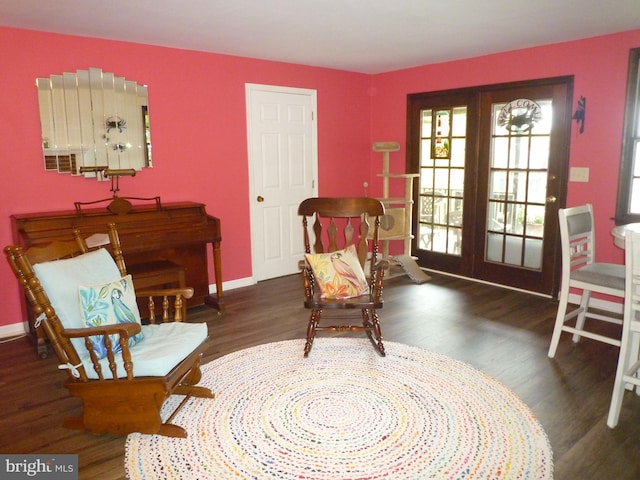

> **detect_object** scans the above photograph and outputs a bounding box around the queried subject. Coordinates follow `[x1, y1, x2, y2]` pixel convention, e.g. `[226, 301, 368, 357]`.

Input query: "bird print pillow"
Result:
[305, 244, 369, 299]
[79, 274, 144, 359]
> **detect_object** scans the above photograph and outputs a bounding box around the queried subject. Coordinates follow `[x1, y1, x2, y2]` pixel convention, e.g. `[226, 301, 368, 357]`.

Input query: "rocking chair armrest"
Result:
[136, 287, 194, 323]
[61, 322, 142, 339]
[135, 287, 194, 299]
[61, 323, 141, 381]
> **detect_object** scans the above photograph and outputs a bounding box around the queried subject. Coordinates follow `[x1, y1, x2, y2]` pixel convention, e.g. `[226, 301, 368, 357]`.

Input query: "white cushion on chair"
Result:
[33, 249, 123, 354]
[33, 248, 207, 379]
[82, 321, 207, 379]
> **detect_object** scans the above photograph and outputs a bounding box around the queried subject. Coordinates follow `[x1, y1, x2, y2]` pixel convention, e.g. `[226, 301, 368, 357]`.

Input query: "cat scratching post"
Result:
[372, 142, 430, 284]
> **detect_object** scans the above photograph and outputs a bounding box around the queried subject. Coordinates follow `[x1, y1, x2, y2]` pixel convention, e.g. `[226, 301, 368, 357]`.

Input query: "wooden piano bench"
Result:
[128, 260, 187, 290]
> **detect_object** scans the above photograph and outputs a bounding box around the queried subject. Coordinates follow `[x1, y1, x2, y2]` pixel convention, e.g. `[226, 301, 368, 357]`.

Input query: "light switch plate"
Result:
[569, 167, 589, 182]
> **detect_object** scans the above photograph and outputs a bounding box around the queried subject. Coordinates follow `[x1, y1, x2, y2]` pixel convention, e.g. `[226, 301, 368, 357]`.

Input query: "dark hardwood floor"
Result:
[1, 272, 639, 479]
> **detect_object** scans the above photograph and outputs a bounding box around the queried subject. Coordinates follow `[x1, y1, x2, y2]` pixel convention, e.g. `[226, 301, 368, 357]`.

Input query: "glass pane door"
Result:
[485, 99, 552, 270]
[418, 106, 467, 255]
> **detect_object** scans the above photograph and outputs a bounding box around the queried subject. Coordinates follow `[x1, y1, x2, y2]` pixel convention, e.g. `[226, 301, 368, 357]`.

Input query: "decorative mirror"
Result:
[36, 68, 152, 181]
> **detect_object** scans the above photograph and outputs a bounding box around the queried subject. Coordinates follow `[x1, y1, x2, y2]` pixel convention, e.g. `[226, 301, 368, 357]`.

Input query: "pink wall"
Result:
[2, 26, 639, 331]
[369, 30, 640, 268]
[0, 27, 372, 330]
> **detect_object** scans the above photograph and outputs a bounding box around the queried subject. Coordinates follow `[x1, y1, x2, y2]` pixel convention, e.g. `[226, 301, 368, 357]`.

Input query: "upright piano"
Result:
[11, 199, 222, 356]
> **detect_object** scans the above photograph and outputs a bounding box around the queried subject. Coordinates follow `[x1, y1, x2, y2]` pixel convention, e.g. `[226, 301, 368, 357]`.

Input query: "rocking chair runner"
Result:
[5, 223, 214, 438]
[298, 197, 388, 357]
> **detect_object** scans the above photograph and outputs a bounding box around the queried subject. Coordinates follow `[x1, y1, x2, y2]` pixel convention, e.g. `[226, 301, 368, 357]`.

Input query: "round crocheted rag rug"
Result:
[125, 338, 553, 479]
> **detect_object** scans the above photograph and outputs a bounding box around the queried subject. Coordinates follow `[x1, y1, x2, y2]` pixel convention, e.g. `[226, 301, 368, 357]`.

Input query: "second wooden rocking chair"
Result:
[5, 223, 214, 438]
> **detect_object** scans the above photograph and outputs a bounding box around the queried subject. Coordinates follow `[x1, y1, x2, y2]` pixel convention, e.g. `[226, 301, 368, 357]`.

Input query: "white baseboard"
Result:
[0, 322, 28, 340]
[208, 276, 255, 294]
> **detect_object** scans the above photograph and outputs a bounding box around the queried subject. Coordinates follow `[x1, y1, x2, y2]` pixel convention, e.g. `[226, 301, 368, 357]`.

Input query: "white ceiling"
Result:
[2, 0, 639, 74]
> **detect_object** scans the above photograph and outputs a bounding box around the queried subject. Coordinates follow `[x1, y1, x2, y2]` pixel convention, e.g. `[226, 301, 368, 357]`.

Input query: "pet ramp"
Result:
[388, 254, 431, 284]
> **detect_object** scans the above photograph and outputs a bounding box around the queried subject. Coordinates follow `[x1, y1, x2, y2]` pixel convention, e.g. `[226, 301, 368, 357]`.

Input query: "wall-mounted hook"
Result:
[572, 96, 586, 134]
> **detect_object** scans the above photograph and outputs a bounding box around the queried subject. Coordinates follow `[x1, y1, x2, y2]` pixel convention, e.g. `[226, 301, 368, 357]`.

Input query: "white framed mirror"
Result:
[36, 68, 152, 180]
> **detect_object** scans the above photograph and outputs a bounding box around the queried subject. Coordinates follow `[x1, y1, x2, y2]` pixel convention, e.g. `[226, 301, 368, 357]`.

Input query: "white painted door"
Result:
[246, 84, 318, 281]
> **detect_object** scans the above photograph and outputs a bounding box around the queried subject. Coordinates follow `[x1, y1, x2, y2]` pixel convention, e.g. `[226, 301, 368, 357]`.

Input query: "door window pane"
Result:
[486, 232, 503, 262]
[421, 139, 433, 166]
[508, 170, 528, 202]
[451, 107, 467, 136]
[450, 138, 466, 167]
[528, 172, 548, 203]
[450, 168, 464, 192]
[509, 137, 530, 169]
[489, 171, 508, 201]
[507, 203, 523, 235]
[504, 236, 524, 266]
[530, 137, 550, 169]
[492, 137, 509, 168]
[524, 238, 544, 268]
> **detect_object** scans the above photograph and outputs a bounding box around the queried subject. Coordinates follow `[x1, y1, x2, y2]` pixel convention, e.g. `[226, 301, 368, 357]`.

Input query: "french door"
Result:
[407, 77, 573, 296]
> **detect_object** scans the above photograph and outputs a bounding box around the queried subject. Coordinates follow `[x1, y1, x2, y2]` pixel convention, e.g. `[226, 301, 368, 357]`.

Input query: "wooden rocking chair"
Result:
[4, 223, 214, 438]
[298, 197, 388, 357]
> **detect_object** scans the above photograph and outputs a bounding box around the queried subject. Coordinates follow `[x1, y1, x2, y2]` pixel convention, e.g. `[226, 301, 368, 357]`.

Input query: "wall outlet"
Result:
[569, 167, 589, 182]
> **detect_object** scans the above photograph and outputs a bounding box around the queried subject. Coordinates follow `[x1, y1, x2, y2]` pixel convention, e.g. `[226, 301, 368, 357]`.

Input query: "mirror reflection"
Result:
[36, 68, 152, 180]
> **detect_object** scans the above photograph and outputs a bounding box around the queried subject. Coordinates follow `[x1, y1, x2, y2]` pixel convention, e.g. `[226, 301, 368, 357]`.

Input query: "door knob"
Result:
[257, 195, 264, 202]
[546, 195, 557, 203]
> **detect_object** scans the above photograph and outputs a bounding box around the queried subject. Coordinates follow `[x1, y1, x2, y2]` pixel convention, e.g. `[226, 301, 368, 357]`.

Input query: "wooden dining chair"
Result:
[4, 223, 214, 437]
[607, 230, 640, 427]
[298, 197, 388, 357]
[548, 204, 625, 358]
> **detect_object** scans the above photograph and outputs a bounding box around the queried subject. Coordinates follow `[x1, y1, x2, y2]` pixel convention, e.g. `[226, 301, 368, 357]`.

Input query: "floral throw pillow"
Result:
[78, 274, 144, 359]
[305, 245, 369, 299]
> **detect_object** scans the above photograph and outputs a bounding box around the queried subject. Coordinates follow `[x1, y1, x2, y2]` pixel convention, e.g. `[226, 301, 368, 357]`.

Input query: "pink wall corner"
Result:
[369, 29, 640, 266]
[0, 27, 372, 329]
